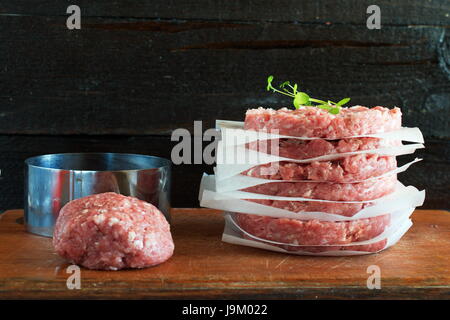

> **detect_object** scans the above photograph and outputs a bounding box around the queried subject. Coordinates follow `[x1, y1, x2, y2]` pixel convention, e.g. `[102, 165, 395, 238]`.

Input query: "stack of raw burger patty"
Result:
[212, 105, 420, 254]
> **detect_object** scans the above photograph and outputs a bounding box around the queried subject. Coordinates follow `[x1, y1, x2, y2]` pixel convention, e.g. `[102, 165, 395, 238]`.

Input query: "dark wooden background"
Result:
[1, 1, 449, 211]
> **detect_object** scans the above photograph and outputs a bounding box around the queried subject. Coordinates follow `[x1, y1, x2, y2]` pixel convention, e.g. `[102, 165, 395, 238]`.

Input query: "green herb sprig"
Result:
[266, 75, 350, 114]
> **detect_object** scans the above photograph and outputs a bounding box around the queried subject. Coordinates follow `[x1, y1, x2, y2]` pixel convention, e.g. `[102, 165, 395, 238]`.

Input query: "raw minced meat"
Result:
[244, 106, 401, 139]
[241, 175, 396, 201]
[243, 154, 397, 183]
[246, 137, 401, 160]
[236, 213, 390, 245]
[53, 192, 174, 270]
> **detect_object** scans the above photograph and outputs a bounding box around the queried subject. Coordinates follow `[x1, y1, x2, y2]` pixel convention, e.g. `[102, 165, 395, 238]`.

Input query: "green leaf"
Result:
[295, 92, 310, 105]
[337, 97, 350, 106]
[293, 97, 300, 109]
[280, 81, 290, 89]
[266, 75, 274, 91]
[329, 107, 340, 114]
[293, 83, 298, 94]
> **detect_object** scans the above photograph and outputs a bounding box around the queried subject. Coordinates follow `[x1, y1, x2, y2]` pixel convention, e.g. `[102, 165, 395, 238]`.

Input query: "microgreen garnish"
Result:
[266, 75, 350, 114]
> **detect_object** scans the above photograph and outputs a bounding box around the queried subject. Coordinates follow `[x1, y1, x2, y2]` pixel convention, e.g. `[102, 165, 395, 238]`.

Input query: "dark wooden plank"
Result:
[1, 209, 449, 299]
[1, 0, 449, 25]
[0, 135, 448, 212]
[1, 15, 449, 137]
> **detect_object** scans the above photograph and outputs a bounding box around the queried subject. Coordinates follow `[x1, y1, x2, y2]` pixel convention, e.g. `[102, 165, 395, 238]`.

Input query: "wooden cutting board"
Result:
[0, 209, 449, 299]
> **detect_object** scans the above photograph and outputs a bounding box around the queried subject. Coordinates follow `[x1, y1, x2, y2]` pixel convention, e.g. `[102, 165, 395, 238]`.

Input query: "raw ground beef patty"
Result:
[246, 137, 400, 160]
[243, 154, 397, 183]
[244, 106, 401, 139]
[53, 192, 174, 270]
[235, 213, 390, 246]
[242, 175, 396, 201]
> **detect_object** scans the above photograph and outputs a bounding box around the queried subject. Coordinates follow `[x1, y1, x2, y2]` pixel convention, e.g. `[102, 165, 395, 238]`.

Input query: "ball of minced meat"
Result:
[53, 192, 174, 270]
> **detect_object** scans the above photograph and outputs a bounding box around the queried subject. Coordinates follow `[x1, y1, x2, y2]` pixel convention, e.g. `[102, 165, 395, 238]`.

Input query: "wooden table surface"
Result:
[0, 208, 449, 299]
